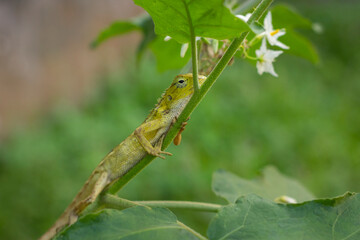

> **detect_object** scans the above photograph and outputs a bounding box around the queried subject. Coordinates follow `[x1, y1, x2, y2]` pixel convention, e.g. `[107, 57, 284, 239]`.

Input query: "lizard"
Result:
[39, 73, 207, 240]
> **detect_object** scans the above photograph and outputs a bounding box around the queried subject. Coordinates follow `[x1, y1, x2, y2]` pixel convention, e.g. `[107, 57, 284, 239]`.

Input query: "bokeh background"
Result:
[0, 0, 359, 239]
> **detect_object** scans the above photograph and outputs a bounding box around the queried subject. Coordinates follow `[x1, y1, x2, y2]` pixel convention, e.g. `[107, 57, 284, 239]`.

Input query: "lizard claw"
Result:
[156, 151, 173, 159]
[150, 150, 172, 159]
[160, 151, 172, 156]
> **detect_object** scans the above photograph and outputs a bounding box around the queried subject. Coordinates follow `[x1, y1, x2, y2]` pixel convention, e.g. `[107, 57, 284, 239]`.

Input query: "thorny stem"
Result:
[103, 0, 273, 204]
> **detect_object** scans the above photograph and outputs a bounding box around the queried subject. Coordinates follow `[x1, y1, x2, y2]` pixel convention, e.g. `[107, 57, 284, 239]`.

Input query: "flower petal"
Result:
[264, 12, 273, 32]
[274, 40, 289, 50]
[256, 61, 265, 75]
[264, 50, 283, 61]
[236, 13, 251, 22]
[180, 43, 189, 58]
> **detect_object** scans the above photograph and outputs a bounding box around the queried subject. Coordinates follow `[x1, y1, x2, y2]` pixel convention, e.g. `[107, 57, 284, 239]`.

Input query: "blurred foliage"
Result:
[0, 1, 359, 239]
[212, 166, 314, 203]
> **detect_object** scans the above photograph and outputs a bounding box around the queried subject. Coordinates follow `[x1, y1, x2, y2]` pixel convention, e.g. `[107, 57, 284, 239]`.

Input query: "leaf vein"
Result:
[219, 202, 252, 240]
[341, 228, 360, 240]
[157, 0, 187, 21]
[117, 225, 185, 239]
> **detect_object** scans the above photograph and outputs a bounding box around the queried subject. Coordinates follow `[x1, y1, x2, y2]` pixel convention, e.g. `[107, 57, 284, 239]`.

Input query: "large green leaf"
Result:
[150, 37, 191, 72]
[91, 20, 141, 48]
[55, 207, 201, 240]
[133, 0, 250, 44]
[281, 29, 319, 64]
[271, 4, 313, 30]
[212, 166, 314, 203]
[91, 15, 156, 64]
[208, 193, 360, 240]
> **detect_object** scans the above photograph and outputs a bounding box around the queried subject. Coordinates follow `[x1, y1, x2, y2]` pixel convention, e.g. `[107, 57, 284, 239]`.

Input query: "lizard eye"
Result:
[167, 95, 172, 101]
[176, 78, 187, 88]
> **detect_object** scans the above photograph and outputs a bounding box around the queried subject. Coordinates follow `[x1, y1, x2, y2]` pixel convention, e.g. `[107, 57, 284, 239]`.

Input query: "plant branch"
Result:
[99, 194, 221, 212]
[134, 200, 221, 212]
[183, 0, 199, 92]
[105, 0, 273, 197]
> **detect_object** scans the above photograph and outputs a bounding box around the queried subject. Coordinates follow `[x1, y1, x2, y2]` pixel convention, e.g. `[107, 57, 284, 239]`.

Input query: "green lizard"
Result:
[39, 73, 207, 240]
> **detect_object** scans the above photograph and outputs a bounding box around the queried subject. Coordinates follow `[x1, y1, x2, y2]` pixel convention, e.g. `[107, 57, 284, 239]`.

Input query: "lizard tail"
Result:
[38, 170, 109, 240]
[38, 206, 78, 240]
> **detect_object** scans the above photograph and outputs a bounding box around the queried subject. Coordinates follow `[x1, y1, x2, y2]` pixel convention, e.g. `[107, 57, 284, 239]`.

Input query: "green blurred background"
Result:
[0, 0, 359, 239]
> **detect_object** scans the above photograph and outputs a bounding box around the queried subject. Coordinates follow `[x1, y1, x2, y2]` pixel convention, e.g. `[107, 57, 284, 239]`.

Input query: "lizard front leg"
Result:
[134, 119, 172, 159]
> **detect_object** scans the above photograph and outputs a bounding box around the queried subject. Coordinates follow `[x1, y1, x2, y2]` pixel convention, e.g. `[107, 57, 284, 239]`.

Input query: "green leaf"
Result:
[133, 0, 250, 44]
[208, 193, 360, 240]
[281, 29, 319, 64]
[91, 15, 156, 64]
[91, 21, 141, 49]
[212, 166, 314, 203]
[271, 4, 313, 30]
[150, 37, 191, 72]
[55, 207, 201, 240]
[134, 16, 156, 65]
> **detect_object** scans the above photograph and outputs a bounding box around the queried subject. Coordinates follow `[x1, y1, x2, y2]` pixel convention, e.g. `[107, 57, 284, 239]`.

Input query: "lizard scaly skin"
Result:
[39, 73, 206, 240]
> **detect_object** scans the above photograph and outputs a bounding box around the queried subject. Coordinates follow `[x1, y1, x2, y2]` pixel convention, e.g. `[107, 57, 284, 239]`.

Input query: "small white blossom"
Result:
[236, 13, 251, 22]
[180, 37, 201, 58]
[180, 43, 189, 58]
[275, 195, 298, 204]
[255, 39, 283, 77]
[164, 36, 172, 41]
[262, 12, 289, 49]
[312, 22, 323, 34]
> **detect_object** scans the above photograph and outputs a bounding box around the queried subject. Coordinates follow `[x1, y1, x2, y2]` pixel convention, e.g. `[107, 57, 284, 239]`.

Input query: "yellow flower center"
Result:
[270, 29, 280, 36]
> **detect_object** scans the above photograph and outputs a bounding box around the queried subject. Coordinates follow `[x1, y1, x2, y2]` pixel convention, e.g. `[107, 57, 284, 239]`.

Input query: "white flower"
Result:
[236, 13, 251, 22]
[275, 195, 297, 204]
[180, 43, 189, 58]
[262, 12, 289, 49]
[255, 39, 283, 77]
[164, 36, 172, 41]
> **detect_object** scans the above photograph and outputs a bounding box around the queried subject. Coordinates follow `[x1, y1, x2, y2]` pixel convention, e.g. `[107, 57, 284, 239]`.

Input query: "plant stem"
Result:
[134, 200, 221, 212]
[106, 0, 273, 196]
[183, 0, 199, 92]
[102, 194, 145, 210]
[100, 194, 221, 212]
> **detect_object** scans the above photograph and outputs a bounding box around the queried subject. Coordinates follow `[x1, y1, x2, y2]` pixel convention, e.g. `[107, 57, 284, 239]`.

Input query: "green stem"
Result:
[248, 34, 264, 47]
[134, 200, 221, 212]
[183, 0, 199, 92]
[241, 46, 259, 61]
[102, 194, 145, 210]
[106, 0, 273, 196]
[100, 194, 221, 212]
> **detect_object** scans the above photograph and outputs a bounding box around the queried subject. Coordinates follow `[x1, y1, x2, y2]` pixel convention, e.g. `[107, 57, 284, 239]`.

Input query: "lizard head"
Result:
[151, 74, 206, 118]
[157, 73, 207, 116]
[165, 73, 206, 103]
